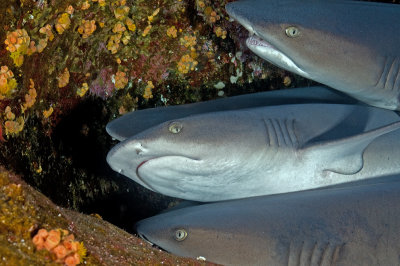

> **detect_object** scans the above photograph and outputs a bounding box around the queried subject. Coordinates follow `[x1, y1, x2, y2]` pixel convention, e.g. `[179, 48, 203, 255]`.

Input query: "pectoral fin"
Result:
[303, 121, 400, 175]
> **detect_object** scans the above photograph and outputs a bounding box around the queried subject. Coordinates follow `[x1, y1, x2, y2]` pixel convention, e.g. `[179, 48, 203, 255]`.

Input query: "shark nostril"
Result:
[132, 142, 146, 155]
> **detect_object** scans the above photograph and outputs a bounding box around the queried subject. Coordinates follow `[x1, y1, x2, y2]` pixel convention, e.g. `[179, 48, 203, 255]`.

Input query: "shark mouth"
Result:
[246, 35, 310, 78]
[137, 232, 155, 246]
[135, 155, 202, 192]
[247, 35, 274, 49]
[136, 159, 158, 191]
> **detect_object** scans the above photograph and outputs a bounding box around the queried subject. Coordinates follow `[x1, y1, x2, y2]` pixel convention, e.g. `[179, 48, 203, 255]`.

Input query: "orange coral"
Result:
[66, 5, 74, 14]
[55, 13, 71, 35]
[4, 29, 30, 66]
[39, 24, 54, 41]
[0, 66, 17, 96]
[78, 20, 97, 39]
[36, 38, 48, 53]
[53, 244, 68, 259]
[142, 25, 152, 37]
[32, 229, 85, 265]
[114, 70, 128, 89]
[143, 81, 154, 99]
[58, 68, 70, 88]
[27, 40, 37, 55]
[32, 233, 45, 250]
[43, 229, 61, 250]
[4, 117, 24, 135]
[112, 22, 126, 33]
[114, 6, 130, 20]
[166, 26, 177, 38]
[65, 253, 80, 266]
[177, 54, 198, 74]
[32, 229, 48, 250]
[4, 29, 30, 53]
[81, 1, 90, 10]
[202, 6, 220, 23]
[43, 107, 53, 118]
[125, 18, 136, 32]
[5, 106, 15, 120]
[107, 34, 121, 54]
[179, 34, 197, 48]
[147, 8, 160, 23]
[209, 11, 219, 23]
[214, 26, 227, 39]
[21, 79, 37, 112]
[0, 66, 14, 79]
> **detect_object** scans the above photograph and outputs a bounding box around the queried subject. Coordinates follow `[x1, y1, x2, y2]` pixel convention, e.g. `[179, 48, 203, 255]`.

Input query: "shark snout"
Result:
[225, 2, 256, 35]
[106, 139, 149, 173]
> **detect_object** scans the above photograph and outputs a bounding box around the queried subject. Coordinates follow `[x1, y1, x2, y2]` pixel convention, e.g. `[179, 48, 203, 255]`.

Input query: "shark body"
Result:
[106, 86, 358, 141]
[136, 179, 400, 265]
[107, 103, 400, 201]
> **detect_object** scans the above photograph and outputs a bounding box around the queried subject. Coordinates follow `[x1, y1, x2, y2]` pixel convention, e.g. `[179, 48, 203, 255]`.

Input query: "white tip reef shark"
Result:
[226, 0, 400, 110]
[106, 86, 359, 141]
[107, 103, 400, 202]
[135, 179, 400, 265]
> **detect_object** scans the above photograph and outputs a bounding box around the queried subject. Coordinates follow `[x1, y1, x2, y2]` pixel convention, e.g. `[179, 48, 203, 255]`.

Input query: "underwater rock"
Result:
[0, 166, 217, 265]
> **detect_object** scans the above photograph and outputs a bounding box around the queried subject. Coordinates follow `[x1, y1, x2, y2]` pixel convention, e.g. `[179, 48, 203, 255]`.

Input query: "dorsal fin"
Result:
[302, 121, 400, 175]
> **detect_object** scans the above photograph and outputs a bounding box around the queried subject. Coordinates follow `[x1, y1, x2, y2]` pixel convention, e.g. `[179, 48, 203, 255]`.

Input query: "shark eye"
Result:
[169, 122, 183, 134]
[174, 229, 187, 241]
[285, 26, 300, 38]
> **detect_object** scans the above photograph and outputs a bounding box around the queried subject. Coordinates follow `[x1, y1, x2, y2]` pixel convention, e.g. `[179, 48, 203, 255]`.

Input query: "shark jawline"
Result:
[137, 232, 156, 246]
[135, 159, 157, 191]
[246, 35, 310, 77]
[135, 155, 202, 189]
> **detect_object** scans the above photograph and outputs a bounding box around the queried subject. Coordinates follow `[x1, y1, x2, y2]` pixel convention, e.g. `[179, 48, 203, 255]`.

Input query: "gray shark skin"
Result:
[107, 103, 400, 201]
[135, 179, 400, 265]
[225, 0, 400, 110]
[106, 86, 358, 141]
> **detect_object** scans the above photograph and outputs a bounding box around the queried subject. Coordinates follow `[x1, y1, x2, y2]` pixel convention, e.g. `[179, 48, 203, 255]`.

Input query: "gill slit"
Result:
[287, 241, 344, 266]
[375, 56, 400, 92]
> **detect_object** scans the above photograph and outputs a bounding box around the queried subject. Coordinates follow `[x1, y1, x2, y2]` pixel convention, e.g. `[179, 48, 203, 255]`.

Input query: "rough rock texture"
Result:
[0, 166, 218, 265]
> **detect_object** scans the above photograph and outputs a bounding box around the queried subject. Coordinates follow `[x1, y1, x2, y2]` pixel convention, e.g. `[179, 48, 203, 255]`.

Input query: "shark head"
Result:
[226, 0, 400, 109]
[107, 110, 269, 201]
[135, 203, 255, 263]
[135, 207, 216, 259]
